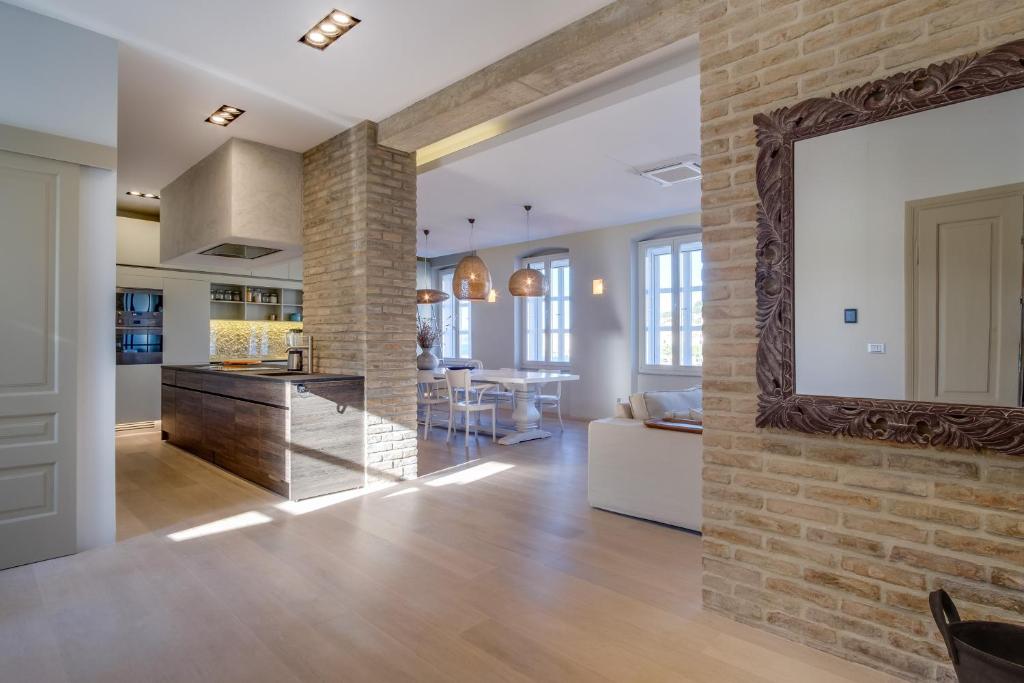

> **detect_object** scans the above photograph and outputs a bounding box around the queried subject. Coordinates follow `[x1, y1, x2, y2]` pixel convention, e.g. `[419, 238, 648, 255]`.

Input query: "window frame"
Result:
[637, 235, 703, 377]
[435, 266, 472, 361]
[519, 251, 572, 369]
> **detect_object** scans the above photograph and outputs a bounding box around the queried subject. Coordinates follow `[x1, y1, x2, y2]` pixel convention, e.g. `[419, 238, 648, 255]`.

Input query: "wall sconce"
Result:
[487, 289, 498, 303]
[592, 278, 605, 296]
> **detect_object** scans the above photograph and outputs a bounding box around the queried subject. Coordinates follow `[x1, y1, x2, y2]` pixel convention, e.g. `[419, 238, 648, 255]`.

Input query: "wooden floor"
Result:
[0, 420, 899, 683]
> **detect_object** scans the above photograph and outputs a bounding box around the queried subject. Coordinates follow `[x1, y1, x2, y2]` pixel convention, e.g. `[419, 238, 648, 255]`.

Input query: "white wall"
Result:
[78, 167, 117, 551]
[115, 217, 303, 423]
[795, 88, 1024, 399]
[0, 2, 118, 551]
[0, 2, 117, 147]
[464, 212, 701, 420]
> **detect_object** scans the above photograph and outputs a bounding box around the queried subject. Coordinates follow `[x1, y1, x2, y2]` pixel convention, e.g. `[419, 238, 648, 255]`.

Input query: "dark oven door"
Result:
[116, 330, 163, 365]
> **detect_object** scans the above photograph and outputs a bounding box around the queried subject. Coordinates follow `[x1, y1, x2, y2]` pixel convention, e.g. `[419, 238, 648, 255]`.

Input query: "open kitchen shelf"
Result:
[210, 283, 303, 321]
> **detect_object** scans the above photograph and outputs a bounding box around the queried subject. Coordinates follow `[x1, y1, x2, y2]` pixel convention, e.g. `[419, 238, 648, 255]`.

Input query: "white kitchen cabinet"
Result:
[162, 278, 211, 365]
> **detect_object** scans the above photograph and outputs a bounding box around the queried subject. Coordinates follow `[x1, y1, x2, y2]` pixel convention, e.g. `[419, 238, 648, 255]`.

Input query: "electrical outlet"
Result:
[867, 343, 886, 354]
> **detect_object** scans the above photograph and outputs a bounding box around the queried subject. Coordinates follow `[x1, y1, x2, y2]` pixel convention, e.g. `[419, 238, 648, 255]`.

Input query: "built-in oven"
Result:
[116, 287, 163, 365]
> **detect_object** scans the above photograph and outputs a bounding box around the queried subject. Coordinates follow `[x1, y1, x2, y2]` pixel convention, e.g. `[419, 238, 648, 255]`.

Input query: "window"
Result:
[639, 236, 703, 372]
[438, 268, 472, 359]
[521, 253, 571, 366]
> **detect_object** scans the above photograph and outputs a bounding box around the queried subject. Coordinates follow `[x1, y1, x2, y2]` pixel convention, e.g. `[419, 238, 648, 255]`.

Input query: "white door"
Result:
[911, 188, 1024, 406]
[0, 150, 79, 569]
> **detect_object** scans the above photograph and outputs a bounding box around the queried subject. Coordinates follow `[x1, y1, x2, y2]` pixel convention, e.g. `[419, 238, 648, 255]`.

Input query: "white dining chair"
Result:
[484, 368, 517, 410]
[416, 370, 449, 439]
[446, 369, 496, 447]
[536, 381, 564, 433]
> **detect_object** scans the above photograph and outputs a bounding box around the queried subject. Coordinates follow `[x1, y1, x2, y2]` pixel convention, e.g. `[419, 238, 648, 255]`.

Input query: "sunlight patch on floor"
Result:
[383, 487, 419, 498]
[167, 511, 273, 542]
[274, 481, 397, 516]
[424, 461, 514, 487]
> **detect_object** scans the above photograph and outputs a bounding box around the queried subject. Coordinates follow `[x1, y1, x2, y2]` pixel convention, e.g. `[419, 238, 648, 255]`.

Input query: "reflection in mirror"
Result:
[794, 88, 1024, 407]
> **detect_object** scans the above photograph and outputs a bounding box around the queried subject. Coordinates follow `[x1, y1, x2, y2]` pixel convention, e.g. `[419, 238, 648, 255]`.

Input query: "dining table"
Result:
[437, 368, 580, 445]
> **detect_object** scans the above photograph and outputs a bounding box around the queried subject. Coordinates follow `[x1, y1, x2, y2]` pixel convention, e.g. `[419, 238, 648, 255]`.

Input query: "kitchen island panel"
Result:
[289, 381, 366, 499]
[172, 387, 208, 461]
[161, 365, 365, 500]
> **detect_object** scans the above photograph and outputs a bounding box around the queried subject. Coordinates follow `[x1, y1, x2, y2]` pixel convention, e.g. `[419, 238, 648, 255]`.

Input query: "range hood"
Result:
[160, 138, 302, 268]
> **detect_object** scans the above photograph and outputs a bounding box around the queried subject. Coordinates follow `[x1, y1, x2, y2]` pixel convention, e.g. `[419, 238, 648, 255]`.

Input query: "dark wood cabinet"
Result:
[161, 367, 365, 500]
[173, 387, 208, 461]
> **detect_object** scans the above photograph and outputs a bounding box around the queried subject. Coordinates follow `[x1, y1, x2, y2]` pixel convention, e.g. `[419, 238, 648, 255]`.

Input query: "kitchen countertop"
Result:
[164, 364, 363, 383]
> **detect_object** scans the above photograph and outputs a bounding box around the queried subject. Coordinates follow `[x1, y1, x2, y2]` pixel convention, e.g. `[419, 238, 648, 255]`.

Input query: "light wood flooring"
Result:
[0, 420, 900, 682]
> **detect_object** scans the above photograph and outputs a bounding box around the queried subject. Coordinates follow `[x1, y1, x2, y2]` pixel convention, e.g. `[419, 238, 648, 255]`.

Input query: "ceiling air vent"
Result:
[199, 243, 283, 259]
[639, 158, 702, 187]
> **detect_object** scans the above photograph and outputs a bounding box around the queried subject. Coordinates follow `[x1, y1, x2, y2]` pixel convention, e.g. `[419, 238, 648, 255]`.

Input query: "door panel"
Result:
[913, 191, 1024, 406]
[0, 151, 79, 569]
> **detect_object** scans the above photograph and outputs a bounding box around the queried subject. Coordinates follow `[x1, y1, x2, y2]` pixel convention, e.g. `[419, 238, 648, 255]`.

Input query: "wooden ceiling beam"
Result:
[377, 0, 700, 153]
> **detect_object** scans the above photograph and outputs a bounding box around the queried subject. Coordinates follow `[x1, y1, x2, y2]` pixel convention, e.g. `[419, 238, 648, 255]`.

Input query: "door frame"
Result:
[904, 182, 1024, 401]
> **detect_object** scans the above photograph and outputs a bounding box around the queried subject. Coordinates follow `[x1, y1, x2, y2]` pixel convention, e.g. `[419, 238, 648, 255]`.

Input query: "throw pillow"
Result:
[614, 400, 633, 419]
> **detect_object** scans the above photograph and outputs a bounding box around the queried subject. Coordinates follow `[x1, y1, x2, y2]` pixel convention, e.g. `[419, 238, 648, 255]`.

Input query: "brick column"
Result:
[303, 121, 418, 481]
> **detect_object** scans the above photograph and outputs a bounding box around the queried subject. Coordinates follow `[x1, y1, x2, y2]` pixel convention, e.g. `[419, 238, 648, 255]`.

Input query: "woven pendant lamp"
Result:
[415, 229, 449, 304]
[453, 218, 492, 301]
[508, 205, 548, 297]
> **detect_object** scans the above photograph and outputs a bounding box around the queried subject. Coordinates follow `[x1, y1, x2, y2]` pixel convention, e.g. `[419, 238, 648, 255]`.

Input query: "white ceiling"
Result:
[9, 0, 612, 215]
[417, 53, 702, 257]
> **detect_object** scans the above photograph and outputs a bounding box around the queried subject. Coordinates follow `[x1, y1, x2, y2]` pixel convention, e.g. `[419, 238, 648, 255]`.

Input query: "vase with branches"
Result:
[416, 314, 444, 370]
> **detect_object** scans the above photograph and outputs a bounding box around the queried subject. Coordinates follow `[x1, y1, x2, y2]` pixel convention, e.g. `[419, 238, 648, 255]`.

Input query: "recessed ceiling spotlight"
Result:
[300, 9, 360, 50]
[205, 104, 245, 127]
[126, 190, 160, 200]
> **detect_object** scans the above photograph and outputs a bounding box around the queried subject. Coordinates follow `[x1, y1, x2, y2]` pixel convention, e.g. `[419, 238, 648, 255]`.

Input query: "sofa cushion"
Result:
[633, 388, 702, 420]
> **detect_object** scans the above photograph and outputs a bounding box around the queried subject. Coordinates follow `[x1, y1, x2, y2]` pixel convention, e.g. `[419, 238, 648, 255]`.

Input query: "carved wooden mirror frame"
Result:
[755, 38, 1024, 455]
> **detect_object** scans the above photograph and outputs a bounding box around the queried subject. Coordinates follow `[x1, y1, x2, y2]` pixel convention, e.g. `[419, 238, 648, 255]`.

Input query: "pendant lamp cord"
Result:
[524, 204, 532, 242]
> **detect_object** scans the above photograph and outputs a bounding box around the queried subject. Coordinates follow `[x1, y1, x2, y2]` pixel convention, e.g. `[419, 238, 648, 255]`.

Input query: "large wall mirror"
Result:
[755, 38, 1024, 455]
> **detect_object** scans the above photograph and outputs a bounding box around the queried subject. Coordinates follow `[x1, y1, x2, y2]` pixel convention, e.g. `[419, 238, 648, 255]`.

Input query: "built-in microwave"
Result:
[116, 287, 163, 365]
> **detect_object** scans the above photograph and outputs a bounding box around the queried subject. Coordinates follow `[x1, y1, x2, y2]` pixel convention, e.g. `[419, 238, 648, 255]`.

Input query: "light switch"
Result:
[867, 343, 886, 354]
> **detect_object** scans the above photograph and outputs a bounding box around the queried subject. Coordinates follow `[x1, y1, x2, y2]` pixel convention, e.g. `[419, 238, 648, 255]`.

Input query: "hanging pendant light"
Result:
[453, 218, 492, 301]
[415, 229, 449, 304]
[508, 205, 548, 297]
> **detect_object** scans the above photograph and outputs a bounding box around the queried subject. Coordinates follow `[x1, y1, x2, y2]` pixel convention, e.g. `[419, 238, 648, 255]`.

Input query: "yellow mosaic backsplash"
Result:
[209, 321, 303, 361]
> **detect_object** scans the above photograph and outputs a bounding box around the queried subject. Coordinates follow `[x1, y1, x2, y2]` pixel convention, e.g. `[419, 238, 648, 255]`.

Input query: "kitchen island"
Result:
[161, 365, 365, 500]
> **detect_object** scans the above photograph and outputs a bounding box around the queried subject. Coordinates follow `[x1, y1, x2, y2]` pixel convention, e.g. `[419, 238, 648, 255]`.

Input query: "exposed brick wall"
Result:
[303, 121, 418, 481]
[699, 1, 1024, 680]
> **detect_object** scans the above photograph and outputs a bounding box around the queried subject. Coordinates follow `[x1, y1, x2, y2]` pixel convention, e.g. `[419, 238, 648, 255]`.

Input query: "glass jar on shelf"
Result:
[270, 292, 278, 304]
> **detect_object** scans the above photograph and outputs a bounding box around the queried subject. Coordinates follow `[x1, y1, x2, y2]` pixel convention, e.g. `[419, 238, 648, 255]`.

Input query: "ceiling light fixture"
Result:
[126, 190, 160, 200]
[300, 9, 361, 50]
[416, 229, 449, 305]
[453, 218, 491, 301]
[508, 205, 548, 298]
[205, 104, 246, 127]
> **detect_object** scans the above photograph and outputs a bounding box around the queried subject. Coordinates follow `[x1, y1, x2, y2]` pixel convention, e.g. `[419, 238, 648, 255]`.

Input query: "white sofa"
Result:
[587, 389, 703, 531]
